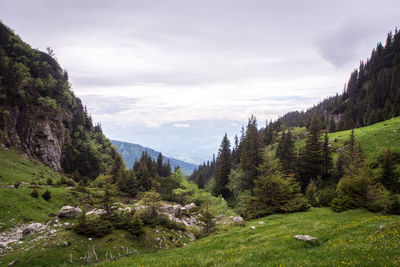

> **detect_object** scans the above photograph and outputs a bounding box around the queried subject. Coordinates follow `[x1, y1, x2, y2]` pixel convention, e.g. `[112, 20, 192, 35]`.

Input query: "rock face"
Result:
[58, 206, 82, 218]
[294, 235, 317, 241]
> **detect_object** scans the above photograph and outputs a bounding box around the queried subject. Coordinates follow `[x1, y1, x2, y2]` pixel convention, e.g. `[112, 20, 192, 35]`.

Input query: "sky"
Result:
[1, 0, 399, 164]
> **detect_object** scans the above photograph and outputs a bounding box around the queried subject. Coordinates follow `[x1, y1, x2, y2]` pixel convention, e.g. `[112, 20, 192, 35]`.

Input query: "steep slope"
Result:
[276, 29, 400, 132]
[0, 22, 117, 180]
[111, 140, 197, 175]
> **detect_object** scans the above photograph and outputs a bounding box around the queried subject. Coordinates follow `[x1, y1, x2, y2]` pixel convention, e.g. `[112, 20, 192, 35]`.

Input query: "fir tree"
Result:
[276, 130, 296, 175]
[322, 132, 333, 180]
[213, 133, 232, 198]
[297, 115, 324, 190]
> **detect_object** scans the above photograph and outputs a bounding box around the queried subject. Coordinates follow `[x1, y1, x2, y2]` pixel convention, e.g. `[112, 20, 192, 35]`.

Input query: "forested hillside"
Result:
[0, 21, 117, 182]
[277, 30, 400, 131]
[111, 140, 197, 175]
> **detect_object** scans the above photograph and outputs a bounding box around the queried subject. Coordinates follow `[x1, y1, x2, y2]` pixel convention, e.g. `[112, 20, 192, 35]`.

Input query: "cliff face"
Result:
[2, 105, 71, 171]
[0, 22, 116, 179]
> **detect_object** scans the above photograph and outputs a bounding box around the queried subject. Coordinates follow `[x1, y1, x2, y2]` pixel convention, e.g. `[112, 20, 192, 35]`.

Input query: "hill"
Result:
[276, 29, 400, 132]
[101, 208, 400, 266]
[111, 140, 197, 175]
[0, 21, 117, 181]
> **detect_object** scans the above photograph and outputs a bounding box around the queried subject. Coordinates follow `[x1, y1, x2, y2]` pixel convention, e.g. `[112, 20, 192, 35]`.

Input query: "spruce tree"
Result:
[240, 115, 262, 190]
[322, 132, 333, 180]
[156, 152, 163, 177]
[297, 115, 324, 190]
[276, 130, 296, 175]
[213, 133, 232, 198]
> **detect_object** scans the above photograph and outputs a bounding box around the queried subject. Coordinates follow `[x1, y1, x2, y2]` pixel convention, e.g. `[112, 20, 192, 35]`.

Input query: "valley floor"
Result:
[101, 208, 400, 267]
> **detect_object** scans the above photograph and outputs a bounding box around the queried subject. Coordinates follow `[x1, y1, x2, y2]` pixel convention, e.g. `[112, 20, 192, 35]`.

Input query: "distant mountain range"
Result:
[111, 140, 197, 175]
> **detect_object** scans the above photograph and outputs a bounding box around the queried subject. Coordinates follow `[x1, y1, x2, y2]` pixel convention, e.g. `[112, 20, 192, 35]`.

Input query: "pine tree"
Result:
[297, 115, 324, 190]
[111, 153, 125, 184]
[381, 148, 400, 193]
[240, 115, 262, 190]
[322, 132, 333, 180]
[156, 152, 163, 177]
[213, 133, 232, 198]
[276, 130, 296, 175]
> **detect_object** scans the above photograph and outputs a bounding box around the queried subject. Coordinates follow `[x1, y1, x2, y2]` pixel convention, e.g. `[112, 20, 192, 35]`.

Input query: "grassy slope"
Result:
[103, 208, 400, 267]
[294, 116, 400, 162]
[328, 116, 400, 161]
[0, 148, 84, 230]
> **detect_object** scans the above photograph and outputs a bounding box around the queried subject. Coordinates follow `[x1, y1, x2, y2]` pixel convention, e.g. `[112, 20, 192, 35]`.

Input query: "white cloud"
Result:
[173, 123, 190, 128]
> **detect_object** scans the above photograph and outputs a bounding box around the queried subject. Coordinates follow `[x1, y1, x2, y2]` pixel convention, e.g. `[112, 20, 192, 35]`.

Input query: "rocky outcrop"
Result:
[58, 206, 82, 218]
[2, 105, 71, 171]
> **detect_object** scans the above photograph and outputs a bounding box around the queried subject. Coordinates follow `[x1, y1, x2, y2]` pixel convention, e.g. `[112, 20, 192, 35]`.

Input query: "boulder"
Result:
[58, 206, 82, 218]
[230, 216, 244, 223]
[22, 223, 47, 236]
[183, 203, 197, 211]
[294, 235, 317, 241]
[85, 209, 106, 216]
[251, 226, 256, 230]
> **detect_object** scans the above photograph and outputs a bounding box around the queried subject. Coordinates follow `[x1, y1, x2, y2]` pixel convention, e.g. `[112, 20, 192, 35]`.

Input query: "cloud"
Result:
[314, 15, 399, 68]
[173, 123, 190, 128]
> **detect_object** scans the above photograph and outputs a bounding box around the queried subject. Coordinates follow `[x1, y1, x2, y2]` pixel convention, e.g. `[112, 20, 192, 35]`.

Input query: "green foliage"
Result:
[305, 179, 319, 207]
[46, 178, 53, 185]
[198, 202, 216, 236]
[41, 189, 51, 201]
[37, 96, 58, 112]
[73, 210, 112, 237]
[246, 173, 309, 219]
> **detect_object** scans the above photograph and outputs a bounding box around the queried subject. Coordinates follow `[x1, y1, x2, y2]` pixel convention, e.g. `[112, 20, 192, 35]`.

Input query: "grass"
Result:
[101, 208, 400, 267]
[0, 147, 62, 184]
[294, 116, 400, 162]
[328, 116, 400, 161]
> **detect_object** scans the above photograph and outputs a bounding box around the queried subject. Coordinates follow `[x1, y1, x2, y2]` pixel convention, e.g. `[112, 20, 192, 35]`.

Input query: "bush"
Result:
[30, 189, 39, 198]
[46, 178, 53, 185]
[73, 211, 112, 237]
[331, 195, 357, 212]
[305, 180, 319, 207]
[42, 189, 51, 201]
[199, 204, 216, 236]
[387, 194, 400, 215]
[318, 185, 337, 206]
[245, 173, 310, 219]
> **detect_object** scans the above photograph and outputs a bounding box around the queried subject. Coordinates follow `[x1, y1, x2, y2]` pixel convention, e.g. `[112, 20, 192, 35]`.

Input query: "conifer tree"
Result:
[111, 153, 125, 184]
[276, 130, 296, 175]
[322, 132, 333, 180]
[297, 115, 324, 190]
[213, 133, 232, 198]
[380, 148, 400, 193]
[156, 152, 163, 177]
[240, 115, 262, 190]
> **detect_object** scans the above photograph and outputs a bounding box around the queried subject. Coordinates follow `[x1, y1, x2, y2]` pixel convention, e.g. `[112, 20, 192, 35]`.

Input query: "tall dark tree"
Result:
[156, 152, 164, 177]
[380, 149, 400, 193]
[297, 115, 324, 190]
[111, 153, 125, 184]
[276, 130, 296, 175]
[322, 132, 333, 180]
[213, 133, 232, 198]
[240, 115, 262, 190]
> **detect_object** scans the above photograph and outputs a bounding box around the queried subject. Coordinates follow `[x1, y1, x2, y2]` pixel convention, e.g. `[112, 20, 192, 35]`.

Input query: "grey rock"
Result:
[8, 259, 19, 266]
[58, 206, 82, 218]
[183, 203, 197, 211]
[22, 223, 47, 236]
[294, 235, 317, 241]
[85, 208, 106, 216]
[250, 226, 256, 230]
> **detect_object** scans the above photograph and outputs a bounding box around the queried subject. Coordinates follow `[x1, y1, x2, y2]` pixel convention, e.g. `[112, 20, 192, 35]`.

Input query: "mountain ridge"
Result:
[111, 140, 197, 175]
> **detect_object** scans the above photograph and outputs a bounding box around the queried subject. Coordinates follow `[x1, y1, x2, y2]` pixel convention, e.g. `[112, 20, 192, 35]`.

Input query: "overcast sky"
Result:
[1, 0, 399, 163]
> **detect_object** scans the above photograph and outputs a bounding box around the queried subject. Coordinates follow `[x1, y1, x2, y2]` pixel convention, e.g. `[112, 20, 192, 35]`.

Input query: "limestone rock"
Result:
[58, 206, 82, 218]
[85, 208, 106, 216]
[22, 223, 47, 236]
[294, 235, 317, 241]
[251, 226, 256, 230]
[183, 203, 196, 211]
